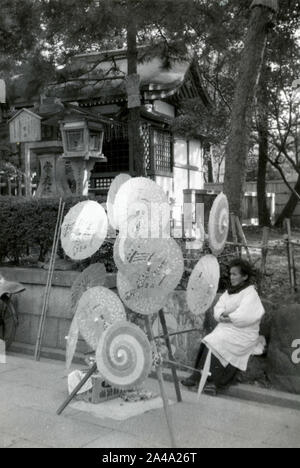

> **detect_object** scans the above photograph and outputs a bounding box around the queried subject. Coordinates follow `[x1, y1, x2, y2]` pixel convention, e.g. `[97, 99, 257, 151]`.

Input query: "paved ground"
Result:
[0, 354, 299, 448]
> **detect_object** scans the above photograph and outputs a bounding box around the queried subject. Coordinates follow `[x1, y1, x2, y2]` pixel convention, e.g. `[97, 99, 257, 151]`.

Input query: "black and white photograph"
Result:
[0, 0, 299, 450]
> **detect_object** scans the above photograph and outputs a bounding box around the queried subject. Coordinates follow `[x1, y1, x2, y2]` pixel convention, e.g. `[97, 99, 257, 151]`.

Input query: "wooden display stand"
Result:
[56, 309, 182, 416]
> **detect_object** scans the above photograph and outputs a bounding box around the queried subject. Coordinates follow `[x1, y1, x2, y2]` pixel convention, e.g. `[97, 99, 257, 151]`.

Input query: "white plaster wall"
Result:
[173, 138, 204, 227]
[155, 175, 173, 199]
[189, 140, 202, 168]
[173, 166, 188, 207]
[174, 139, 188, 166]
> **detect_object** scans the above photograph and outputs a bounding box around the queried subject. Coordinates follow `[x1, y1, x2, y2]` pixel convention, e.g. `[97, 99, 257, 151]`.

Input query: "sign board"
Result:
[154, 100, 175, 118]
[0, 80, 6, 104]
[9, 108, 42, 143]
[125, 74, 141, 109]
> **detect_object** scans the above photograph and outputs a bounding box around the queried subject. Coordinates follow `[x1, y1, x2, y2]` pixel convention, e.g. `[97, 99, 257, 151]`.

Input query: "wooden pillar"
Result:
[126, 14, 145, 177]
[24, 144, 32, 197]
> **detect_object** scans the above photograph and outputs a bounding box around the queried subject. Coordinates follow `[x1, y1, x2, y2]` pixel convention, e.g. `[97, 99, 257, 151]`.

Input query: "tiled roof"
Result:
[47, 48, 210, 106]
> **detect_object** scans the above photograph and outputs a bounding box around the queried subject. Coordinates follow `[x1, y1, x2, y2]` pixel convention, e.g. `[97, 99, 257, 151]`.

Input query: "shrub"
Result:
[0, 196, 106, 265]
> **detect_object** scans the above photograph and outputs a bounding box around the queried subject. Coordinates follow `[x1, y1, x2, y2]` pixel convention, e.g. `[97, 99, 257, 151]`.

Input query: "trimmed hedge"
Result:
[0, 196, 106, 265]
[0, 196, 249, 279]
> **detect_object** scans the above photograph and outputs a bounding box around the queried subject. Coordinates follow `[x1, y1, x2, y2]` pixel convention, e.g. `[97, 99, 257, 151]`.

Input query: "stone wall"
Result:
[4, 267, 299, 395]
[0, 267, 115, 360]
[1, 267, 205, 365]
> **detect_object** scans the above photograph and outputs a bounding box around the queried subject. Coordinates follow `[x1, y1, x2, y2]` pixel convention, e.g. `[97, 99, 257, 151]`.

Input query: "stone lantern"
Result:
[60, 116, 106, 196]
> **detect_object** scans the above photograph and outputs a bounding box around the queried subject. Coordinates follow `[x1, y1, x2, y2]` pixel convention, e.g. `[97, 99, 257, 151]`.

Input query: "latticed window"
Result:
[92, 176, 114, 191]
[153, 129, 173, 173]
[140, 124, 151, 171]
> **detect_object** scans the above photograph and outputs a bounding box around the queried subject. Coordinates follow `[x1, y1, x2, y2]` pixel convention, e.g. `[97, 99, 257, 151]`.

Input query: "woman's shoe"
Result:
[181, 376, 199, 387]
[203, 383, 217, 396]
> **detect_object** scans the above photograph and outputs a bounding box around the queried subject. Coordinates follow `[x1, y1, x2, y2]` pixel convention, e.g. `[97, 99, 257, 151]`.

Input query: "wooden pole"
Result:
[145, 316, 177, 448]
[35, 199, 65, 360]
[24, 143, 32, 197]
[163, 359, 202, 375]
[57, 363, 97, 416]
[158, 310, 182, 403]
[7, 176, 11, 196]
[197, 349, 212, 401]
[230, 213, 240, 257]
[153, 328, 200, 340]
[285, 219, 297, 292]
[235, 216, 252, 263]
[258, 226, 270, 294]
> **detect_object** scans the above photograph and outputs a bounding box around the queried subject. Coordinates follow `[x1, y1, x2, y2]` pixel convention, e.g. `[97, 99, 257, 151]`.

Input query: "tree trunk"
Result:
[127, 15, 145, 177]
[223, 2, 277, 217]
[257, 131, 271, 226]
[257, 63, 271, 227]
[205, 145, 214, 183]
[275, 175, 300, 226]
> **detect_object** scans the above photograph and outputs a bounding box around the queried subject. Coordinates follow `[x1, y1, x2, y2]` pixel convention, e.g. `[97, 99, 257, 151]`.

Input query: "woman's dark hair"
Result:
[229, 258, 254, 280]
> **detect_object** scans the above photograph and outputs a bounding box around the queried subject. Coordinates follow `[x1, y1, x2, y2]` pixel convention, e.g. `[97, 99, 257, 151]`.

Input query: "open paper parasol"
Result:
[114, 177, 170, 238]
[116, 237, 184, 315]
[61, 201, 108, 260]
[66, 316, 80, 369]
[96, 321, 152, 390]
[117, 271, 168, 316]
[187, 255, 220, 317]
[208, 193, 229, 256]
[0, 275, 25, 298]
[70, 263, 107, 313]
[66, 286, 126, 367]
[107, 174, 131, 230]
[114, 236, 184, 281]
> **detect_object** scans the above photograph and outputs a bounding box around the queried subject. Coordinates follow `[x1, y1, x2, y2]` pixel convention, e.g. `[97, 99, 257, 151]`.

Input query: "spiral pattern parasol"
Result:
[96, 321, 152, 390]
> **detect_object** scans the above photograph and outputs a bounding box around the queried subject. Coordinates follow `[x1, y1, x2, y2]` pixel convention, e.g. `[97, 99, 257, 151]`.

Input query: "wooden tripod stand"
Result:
[57, 309, 183, 416]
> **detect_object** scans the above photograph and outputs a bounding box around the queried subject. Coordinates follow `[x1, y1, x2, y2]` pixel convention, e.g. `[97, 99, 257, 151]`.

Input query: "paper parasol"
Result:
[96, 321, 152, 390]
[208, 193, 229, 256]
[61, 201, 108, 260]
[66, 316, 80, 369]
[66, 286, 126, 364]
[116, 238, 184, 315]
[114, 177, 170, 238]
[117, 271, 167, 316]
[113, 235, 157, 274]
[107, 174, 131, 230]
[152, 314, 178, 338]
[70, 263, 107, 313]
[187, 254, 220, 317]
[114, 236, 184, 281]
[113, 236, 130, 272]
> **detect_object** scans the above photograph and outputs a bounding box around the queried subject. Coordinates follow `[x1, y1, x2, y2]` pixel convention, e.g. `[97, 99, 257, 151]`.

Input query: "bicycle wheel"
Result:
[0, 297, 18, 351]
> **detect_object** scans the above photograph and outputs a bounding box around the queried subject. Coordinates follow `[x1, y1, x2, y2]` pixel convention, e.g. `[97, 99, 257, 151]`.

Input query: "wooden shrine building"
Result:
[47, 48, 211, 217]
[1, 48, 212, 223]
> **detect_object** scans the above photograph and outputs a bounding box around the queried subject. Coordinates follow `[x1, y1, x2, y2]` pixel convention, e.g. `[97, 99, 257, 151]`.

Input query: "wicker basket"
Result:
[75, 374, 121, 404]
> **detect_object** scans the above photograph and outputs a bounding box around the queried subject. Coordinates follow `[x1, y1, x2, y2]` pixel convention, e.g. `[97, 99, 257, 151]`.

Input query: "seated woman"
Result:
[182, 259, 265, 394]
